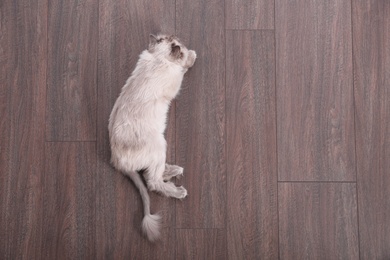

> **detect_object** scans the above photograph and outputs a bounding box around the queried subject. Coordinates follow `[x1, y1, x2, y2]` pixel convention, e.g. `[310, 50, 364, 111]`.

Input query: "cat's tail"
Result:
[126, 170, 161, 242]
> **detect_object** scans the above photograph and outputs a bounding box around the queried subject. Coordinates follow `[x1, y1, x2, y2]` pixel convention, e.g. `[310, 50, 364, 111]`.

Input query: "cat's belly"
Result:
[151, 101, 170, 134]
[109, 100, 171, 171]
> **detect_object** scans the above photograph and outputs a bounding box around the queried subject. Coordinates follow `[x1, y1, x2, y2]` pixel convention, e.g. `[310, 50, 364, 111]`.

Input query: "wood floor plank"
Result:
[175, 0, 226, 229]
[276, 0, 355, 181]
[279, 183, 359, 259]
[226, 30, 278, 259]
[96, 0, 176, 258]
[0, 0, 47, 258]
[353, 1, 390, 258]
[0, 0, 11, 182]
[176, 229, 226, 260]
[226, 0, 274, 29]
[0, 1, 12, 258]
[42, 143, 96, 259]
[46, 0, 98, 141]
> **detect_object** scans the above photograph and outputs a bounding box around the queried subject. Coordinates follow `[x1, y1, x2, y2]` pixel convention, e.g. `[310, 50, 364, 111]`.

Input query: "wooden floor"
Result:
[1, 0, 389, 259]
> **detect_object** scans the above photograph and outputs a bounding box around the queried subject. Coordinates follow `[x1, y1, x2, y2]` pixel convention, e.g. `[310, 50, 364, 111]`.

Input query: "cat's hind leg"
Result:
[163, 164, 183, 181]
[146, 163, 187, 199]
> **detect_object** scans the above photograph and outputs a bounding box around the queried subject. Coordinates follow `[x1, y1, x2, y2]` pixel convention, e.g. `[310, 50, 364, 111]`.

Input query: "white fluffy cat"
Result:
[108, 34, 196, 241]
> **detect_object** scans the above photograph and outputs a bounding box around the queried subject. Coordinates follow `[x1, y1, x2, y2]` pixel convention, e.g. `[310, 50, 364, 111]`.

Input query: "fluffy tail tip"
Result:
[142, 214, 162, 242]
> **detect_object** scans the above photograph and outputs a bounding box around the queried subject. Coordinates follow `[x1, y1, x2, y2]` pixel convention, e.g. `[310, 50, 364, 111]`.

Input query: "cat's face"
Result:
[148, 34, 196, 69]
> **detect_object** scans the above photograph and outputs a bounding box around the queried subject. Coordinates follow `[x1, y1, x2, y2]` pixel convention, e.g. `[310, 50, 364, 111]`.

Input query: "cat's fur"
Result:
[108, 34, 196, 241]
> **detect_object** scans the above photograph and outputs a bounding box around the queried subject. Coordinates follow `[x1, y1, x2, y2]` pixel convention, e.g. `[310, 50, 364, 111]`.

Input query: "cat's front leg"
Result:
[185, 50, 197, 69]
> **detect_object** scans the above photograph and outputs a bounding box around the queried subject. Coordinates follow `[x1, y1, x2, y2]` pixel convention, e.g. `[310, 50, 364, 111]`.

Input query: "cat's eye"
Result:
[157, 38, 163, 43]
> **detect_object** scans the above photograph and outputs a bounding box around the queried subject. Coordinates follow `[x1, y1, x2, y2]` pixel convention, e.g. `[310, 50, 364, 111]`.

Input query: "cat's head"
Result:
[148, 33, 196, 69]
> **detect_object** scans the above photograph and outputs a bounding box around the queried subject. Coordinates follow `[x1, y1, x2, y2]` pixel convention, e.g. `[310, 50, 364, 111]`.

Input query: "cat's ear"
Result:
[149, 34, 158, 46]
[171, 44, 182, 59]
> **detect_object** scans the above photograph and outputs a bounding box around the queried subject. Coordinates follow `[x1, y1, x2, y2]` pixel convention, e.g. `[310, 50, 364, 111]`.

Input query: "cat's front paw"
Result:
[190, 50, 197, 63]
[186, 50, 197, 68]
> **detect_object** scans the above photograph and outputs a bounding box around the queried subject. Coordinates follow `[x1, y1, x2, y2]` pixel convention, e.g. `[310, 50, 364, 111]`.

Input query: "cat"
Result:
[108, 33, 197, 241]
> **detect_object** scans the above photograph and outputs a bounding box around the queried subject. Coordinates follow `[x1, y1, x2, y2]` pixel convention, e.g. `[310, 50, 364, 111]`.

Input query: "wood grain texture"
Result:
[226, 0, 274, 29]
[0, 0, 47, 258]
[42, 143, 96, 259]
[0, 4, 11, 257]
[0, 0, 11, 180]
[279, 183, 359, 259]
[353, 1, 390, 259]
[176, 229, 226, 260]
[0, 1, 12, 258]
[175, 0, 226, 228]
[226, 30, 278, 259]
[3, 0, 389, 257]
[46, 0, 98, 141]
[276, 0, 355, 181]
[96, 0, 176, 258]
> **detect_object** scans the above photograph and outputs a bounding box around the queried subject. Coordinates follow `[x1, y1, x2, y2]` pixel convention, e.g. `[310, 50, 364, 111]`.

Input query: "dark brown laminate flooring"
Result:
[0, 0, 389, 259]
[226, 30, 277, 259]
[353, 1, 390, 258]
